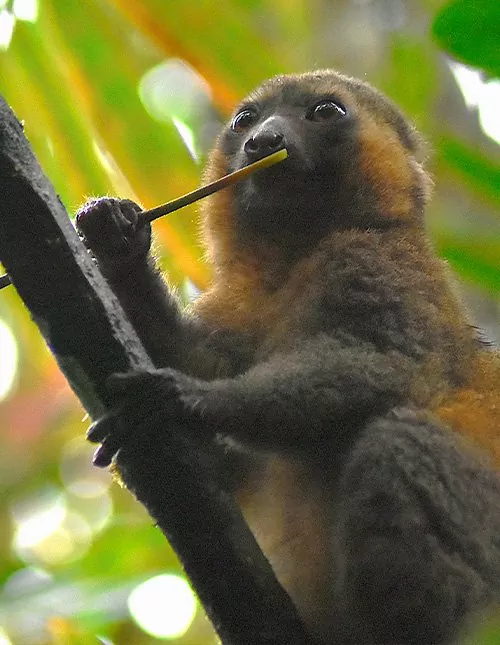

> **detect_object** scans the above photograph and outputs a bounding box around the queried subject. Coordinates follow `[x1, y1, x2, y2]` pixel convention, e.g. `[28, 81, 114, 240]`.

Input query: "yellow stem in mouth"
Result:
[142, 148, 288, 223]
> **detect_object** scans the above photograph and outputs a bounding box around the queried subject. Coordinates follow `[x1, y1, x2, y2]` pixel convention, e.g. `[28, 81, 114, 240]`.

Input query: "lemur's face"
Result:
[225, 77, 355, 177]
[204, 71, 430, 247]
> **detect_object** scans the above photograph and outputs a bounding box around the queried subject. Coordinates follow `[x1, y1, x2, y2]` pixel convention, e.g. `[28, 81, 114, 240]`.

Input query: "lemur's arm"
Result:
[86, 333, 415, 466]
[76, 197, 249, 378]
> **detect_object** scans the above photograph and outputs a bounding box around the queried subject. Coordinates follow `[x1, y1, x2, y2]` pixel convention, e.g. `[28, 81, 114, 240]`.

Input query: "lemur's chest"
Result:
[195, 252, 328, 349]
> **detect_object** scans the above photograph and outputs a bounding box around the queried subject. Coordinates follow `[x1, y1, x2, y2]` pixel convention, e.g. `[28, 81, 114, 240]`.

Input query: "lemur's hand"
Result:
[87, 368, 215, 468]
[76, 198, 151, 277]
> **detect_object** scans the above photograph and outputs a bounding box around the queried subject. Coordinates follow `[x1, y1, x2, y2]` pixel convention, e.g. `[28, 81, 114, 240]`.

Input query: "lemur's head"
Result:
[203, 70, 431, 259]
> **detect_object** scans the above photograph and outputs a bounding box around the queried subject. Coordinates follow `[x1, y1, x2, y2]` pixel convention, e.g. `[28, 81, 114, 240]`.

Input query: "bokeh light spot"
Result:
[11, 489, 92, 566]
[0, 318, 18, 401]
[0, 9, 15, 50]
[13, 0, 38, 23]
[0, 628, 13, 645]
[128, 574, 197, 639]
[13, 491, 66, 551]
[139, 59, 217, 160]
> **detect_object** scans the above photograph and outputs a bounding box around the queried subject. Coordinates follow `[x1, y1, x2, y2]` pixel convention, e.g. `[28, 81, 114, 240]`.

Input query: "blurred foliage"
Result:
[0, 0, 498, 643]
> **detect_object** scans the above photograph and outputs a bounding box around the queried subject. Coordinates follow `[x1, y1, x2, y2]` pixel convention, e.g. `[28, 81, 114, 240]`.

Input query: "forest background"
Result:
[0, 0, 498, 643]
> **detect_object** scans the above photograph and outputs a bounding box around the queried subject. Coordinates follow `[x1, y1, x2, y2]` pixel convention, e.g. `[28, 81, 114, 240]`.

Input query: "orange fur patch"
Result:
[435, 353, 500, 468]
[194, 246, 322, 338]
[357, 115, 415, 221]
[199, 147, 237, 267]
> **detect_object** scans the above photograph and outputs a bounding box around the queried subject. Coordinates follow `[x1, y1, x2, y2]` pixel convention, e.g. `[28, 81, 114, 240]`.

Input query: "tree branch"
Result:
[0, 95, 314, 645]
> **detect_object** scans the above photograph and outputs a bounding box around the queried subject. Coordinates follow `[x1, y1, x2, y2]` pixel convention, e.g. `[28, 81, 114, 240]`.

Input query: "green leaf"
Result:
[433, 0, 500, 76]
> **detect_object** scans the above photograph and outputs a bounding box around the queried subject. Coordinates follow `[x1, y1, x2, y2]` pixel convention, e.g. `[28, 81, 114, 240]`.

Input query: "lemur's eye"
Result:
[308, 99, 347, 121]
[231, 108, 258, 132]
